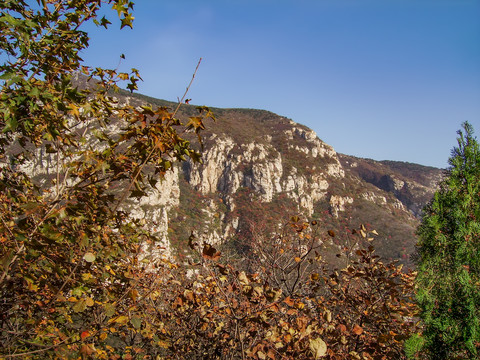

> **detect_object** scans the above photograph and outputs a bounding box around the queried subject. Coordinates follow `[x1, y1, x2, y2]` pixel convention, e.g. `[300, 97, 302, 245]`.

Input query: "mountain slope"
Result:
[157, 100, 442, 267]
[16, 82, 443, 267]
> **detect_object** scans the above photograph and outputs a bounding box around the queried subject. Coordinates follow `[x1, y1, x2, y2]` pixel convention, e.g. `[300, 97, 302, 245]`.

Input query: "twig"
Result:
[5, 336, 75, 358]
[172, 58, 202, 118]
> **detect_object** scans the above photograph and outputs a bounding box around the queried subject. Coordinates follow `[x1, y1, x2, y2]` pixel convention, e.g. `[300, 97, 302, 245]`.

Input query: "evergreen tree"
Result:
[415, 122, 480, 359]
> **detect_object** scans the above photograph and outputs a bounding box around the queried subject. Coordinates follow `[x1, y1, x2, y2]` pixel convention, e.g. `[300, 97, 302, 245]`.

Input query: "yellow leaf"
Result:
[67, 103, 80, 118]
[114, 316, 129, 324]
[324, 310, 332, 323]
[238, 271, 249, 285]
[82, 273, 93, 281]
[85, 297, 94, 307]
[294, 257, 302, 263]
[295, 302, 305, 310]
[83, 252, 96, 263]
[257, 351, 266, 359]
[157, 340, 170, 349]
[105, 265, 115, 275]
[310, 337, 327, 358]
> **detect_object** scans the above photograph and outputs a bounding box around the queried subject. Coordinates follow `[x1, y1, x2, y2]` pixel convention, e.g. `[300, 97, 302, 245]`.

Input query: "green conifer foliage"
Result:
[415, 122, 480, 359]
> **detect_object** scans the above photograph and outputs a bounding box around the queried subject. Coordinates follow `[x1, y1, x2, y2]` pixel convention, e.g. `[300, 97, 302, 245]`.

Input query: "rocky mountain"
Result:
[13, 86, 444, 267]
[338, 155, 443, 218]
[117, 90, 443, 267]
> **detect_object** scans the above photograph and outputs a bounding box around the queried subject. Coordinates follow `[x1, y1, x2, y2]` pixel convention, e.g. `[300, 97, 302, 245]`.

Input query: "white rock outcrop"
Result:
[126, 167, 180, 259]
[329, 195, 354, 217]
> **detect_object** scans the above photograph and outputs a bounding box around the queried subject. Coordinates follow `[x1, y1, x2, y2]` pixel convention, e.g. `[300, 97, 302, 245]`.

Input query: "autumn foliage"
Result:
[0, 1, 421, 359]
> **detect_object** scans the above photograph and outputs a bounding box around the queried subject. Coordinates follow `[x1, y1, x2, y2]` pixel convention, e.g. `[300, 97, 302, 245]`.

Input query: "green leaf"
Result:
[0, 71, 17, 80]
[104, 303, 116, 317]
[131, 316, 142, 329]
[100, 16, 112, 29]
[2, 118, 18, 133]
[120, 13, 135, 29]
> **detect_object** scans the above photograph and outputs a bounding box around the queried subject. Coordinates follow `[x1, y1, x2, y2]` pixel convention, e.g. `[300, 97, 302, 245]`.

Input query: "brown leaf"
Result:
[216, 264, 229, 275]
[202, 244, 221, 261]
[80, 344, 95, 356]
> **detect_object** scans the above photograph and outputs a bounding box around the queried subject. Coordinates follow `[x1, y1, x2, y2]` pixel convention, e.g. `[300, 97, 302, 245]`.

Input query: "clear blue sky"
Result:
[83, 0, 480, 168]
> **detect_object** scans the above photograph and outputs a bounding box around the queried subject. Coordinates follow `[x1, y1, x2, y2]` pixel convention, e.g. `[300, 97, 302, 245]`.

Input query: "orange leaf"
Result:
[284, 297, 295, 307]
[81, 331, 90, 340]
[353, 324, 363, 335]
[80, 344, 95, 355]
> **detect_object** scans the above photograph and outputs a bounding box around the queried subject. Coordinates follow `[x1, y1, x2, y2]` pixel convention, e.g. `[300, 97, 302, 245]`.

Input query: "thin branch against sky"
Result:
[83, 0, 480, 168]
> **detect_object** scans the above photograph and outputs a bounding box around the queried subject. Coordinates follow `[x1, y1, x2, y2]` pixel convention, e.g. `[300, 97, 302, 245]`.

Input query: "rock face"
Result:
[338, 155, 443, 217]
[329, 195, 354, 217]
[125, 168, 180, 259]
[183, 131, 339, 216]
[186, 137, 284, 204]
[162, 105, 441, 265]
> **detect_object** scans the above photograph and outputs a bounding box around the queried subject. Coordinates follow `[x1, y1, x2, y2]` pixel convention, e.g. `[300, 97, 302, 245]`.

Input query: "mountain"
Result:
[17, 84, 444, 268]
[115, 90, 443, 267]
[338, 155, 443, 218]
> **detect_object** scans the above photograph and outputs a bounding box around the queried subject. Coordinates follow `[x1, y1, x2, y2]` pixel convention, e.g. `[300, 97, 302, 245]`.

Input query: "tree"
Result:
[0, 1, 213, 357]
[413, 122, 480, 359]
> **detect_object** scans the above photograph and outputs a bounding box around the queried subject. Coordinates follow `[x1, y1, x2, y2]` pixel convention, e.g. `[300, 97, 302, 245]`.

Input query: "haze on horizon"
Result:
[83, 0, 480, 169]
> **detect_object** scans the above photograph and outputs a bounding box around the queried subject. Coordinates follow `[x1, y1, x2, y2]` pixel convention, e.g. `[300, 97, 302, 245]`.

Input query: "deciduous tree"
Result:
[0, 1, 212, 357]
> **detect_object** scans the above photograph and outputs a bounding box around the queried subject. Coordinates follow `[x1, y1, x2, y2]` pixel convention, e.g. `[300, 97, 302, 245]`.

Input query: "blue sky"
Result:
[83, 0, 480, 168]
